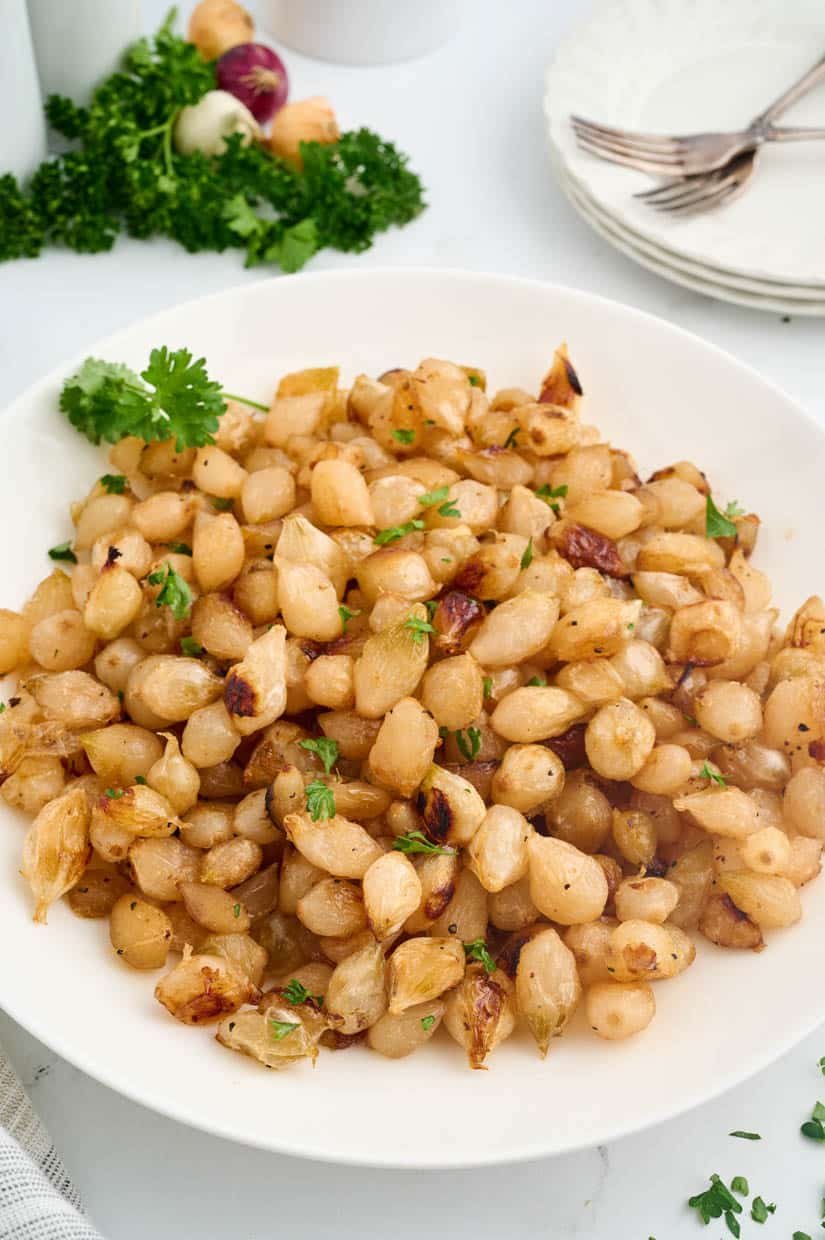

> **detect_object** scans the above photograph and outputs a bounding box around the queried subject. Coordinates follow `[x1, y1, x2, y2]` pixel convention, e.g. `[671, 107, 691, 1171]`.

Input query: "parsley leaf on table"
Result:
[688, 1174, 742, 1227]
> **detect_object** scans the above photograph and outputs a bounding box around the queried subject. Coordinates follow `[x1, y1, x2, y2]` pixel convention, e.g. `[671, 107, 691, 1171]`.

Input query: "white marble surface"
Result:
[2, 0, 825, 1235]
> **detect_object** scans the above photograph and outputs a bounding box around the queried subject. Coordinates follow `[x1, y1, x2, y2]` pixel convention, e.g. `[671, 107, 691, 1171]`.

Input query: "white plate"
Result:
[3, 269, 825, 1168]
[544, 0, 825, 287]
[549, 143, 825, 301]
[557, 166, 825, 315]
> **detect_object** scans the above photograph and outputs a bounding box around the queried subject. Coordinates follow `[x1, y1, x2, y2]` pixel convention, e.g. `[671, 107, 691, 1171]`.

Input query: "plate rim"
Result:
[3, 265, 825, 1167]
[553, 160, 825, 315]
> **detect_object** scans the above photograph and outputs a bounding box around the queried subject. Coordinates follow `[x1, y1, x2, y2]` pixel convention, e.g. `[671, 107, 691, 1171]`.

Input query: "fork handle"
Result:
[753, 53, 825, 125]
[765, 124, 825, 141]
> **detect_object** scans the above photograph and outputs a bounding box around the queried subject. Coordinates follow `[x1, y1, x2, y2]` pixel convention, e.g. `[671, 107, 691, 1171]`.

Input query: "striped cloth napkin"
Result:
[0, 1044, 103, 1240]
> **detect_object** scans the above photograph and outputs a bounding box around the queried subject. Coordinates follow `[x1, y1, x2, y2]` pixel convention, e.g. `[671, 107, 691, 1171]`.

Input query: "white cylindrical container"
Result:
[265, 0, 464, 65]
[26, 0, 142, 105]
[0, 0, 47, 180]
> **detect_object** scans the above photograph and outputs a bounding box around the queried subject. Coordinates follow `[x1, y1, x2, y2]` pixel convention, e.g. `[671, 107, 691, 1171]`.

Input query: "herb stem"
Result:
[222, 392, 270, 413]
[161, 119, 174, 179]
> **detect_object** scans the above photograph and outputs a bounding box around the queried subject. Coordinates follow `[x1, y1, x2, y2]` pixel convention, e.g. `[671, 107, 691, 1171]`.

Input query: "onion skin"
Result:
[188, 0, 254, 61]
[216, 43, 289, 124]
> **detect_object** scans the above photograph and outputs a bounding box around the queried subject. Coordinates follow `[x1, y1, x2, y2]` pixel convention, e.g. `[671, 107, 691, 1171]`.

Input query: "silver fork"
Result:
[637, 147, 759, 214]
[570, 50, 825, 180]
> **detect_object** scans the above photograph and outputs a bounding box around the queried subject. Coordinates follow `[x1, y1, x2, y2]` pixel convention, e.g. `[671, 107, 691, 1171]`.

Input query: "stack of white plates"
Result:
[544, 0, 825, 314]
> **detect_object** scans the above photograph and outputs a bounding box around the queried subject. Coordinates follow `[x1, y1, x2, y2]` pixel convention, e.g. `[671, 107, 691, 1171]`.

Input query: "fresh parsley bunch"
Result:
[1, 12, 425, 271]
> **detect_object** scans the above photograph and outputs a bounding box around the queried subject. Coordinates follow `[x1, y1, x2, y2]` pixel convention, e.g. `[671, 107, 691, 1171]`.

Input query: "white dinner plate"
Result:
[544, 0, 825, 290]
[3, 269, 825, 1168]
[557, 167, 825, 316]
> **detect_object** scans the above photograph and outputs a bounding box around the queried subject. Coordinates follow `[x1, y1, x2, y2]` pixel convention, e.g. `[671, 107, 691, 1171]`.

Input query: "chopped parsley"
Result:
[211, 496, 234, 511]
[750, 1197, 774, 1224]
[526, 676, 547, 687]
[374, 519, 425, 545]
[166, 541, 192, 556]
[418, 486, 449, 508]
[820, 1055, 825, 1075]
[800, 1101, 825, 1141]
[298, 736, 339, 775]
[706, 495, 741, 539]
[0, 703, 5, 715]
[482, 676, 493, 698]
[392, 831, 455, 857]
[283, 979, 323, 1007]
[104, 788, 124, 799]
[729, 1131, 761, 1140]
[180, 636, 203, 656]
[793, 1233, 812, 1240]
[688, 1174, 742, 1231]
[730, 1176, 749, 1196]
[425, 599, 438, 619]
[438, 499, 461, 518]
[421, 1015, 436, 1031]
[520, 537, 534, 570]
[148, 564, 192, 620]
[100, 473, 127, 494]
[391, 428, 415, 445]
[268, 1019, 299, 1041]
[455, 726, 482, 762]
[134, 775, 147, 785]
[464, 938, 496, 975]
[701, 762, 727, 787]
[404, 615, 436, 644]
[535, 483, 568, 516]
[503, 428, 520, 449]
[338, 604, 362, 629]
[305, 779, 336, 822]
[467, 374, 481, 388]
[232, 902, 241, 918]
[48, 541, 77, 563]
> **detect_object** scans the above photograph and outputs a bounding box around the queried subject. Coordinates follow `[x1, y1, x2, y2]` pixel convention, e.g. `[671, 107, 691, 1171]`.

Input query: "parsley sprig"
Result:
[700, 762, 727, 787]
[706, 496, 744, 539]
[455, 727, 481, 762]
[404, 615, 436, 644]
[269, 1019, 299, 1041]
[1, 16, 425, 271]
[298, 737, 339, 775]
[374, 519, 425, 546]
[305, 779, 336, 822]
[535, 483, 568, 515]
[392, 831, 456, 857]
[338, 604, 361, 629]
[48, 541, 77, 563]
[61, 347, 230, 450]
[147, 563, 192, 620]
[282, 979, 323, 1007]
[100, 473, 127, 494]
[464, 939, 496, 975]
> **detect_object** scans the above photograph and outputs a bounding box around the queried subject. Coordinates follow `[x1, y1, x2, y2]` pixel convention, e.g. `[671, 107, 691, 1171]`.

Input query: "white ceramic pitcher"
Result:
[0, 0, 46, 180]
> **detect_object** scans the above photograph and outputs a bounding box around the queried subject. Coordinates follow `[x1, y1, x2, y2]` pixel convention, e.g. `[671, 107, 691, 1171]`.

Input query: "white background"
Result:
[2, 0, 825, 1236]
